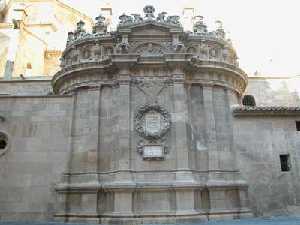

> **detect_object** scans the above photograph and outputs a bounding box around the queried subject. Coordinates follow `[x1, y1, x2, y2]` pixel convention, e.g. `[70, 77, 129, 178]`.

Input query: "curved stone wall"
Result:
[52, 6, 252, 224]
[52, 7, 247, 96]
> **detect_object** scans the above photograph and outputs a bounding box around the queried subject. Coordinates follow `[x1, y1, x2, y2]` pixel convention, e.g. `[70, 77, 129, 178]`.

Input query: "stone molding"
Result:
[232, 106, 300, 116]
[55, 181, 248, 192]
[53, 5, 247, 95]
[52, 57, 247, 94]
[55, 169, 248, 192]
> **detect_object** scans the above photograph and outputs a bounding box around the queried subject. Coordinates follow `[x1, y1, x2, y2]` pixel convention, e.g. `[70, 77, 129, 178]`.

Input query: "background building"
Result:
[0, 0, 94, 79]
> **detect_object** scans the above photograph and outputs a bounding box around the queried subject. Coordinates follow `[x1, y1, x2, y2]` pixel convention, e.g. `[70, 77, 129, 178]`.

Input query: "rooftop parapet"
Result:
[54, 6, 246, 95]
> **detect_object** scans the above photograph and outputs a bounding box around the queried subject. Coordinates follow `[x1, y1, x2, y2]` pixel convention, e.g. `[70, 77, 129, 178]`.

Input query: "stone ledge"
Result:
[232, 106, 300, 117]
[0, 78, 52, 83]
[0, 95, 72, 98]
[55, 181, 248, 192]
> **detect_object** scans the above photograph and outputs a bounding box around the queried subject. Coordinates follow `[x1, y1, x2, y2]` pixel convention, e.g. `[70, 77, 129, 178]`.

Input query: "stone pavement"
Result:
[1, 217, 300, 225]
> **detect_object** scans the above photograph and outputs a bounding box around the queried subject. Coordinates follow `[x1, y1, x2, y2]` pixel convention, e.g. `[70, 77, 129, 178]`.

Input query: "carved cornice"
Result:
[232, 106, 300, 117]
[118, 20, 183, 33]
[53, 5, 247, 95]
[52, 55, 247, 94]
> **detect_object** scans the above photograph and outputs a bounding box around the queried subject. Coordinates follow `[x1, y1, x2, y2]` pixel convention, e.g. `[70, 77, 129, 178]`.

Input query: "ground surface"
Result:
[1, 217, 300, 225]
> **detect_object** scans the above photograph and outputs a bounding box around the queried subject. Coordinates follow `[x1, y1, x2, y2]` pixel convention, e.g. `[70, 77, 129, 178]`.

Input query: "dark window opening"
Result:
[0, 139, 7, 149]
[280, 154, 291, 172]
[296, 121, 300, 131]
[0, 132, 8, 150]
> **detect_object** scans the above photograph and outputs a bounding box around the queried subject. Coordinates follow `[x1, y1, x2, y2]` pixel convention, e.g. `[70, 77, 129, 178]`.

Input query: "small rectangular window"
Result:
[280, 154, 291, 172]
[296, 121, 300, 131]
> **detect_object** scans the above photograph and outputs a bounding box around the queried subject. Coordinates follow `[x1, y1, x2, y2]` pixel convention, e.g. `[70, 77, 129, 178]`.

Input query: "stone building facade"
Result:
[0, 0, 94, 79]
[0, 4, 300, 224]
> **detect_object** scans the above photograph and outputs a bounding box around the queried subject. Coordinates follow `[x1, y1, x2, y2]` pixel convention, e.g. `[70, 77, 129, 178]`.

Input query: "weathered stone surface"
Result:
[0, 4, 299, 225]
[50, 6, 251, 223]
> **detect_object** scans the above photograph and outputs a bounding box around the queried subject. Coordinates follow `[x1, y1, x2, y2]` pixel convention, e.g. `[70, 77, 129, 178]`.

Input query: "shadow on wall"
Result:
[246, 77, 300, 106]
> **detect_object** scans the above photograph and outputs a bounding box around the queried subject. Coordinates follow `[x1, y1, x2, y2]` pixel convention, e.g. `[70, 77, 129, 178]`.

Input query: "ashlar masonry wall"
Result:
[234, 116, 300, 216]
[0, 95, 73, 220]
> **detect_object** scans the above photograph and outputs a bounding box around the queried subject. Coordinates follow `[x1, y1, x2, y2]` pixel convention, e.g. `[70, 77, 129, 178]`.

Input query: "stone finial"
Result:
[67, 31, 74, 45]
[143, 5, 155, 20]
[167, 15, 180, 25]
[215, 20, 225, 39]
[131, 14, 143, 23]
[119, 13, 133, 25]
[76, 20, 85, 32]
[215, 20, 223, 29]
[93, 14, 107, 34]
[193, 16, 207, 34]
[73, 20, 87, 39]
[95, 14, 106, 25]
[157, 12, 167, 22]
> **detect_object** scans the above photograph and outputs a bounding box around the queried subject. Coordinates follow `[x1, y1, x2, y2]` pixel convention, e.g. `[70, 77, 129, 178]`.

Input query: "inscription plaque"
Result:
[143, 145, 163, 159]
[145, 112, 161, 135]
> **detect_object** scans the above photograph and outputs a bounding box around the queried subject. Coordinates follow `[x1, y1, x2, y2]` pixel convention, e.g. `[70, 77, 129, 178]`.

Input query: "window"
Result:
[280, 154, 291, 172]
[296, 121, 300, 131]
[0, 132, 8, 156]
[0, 139, 6, 149]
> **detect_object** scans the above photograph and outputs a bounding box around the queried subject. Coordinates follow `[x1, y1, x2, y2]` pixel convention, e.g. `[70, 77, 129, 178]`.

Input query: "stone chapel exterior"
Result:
[0, 5, 300, 224]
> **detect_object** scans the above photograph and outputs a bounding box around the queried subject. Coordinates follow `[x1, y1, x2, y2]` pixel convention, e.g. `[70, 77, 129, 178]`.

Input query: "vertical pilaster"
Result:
[202, 85, 218, 173]
[69, 89, 100, 174]
[97, 84, 102, 175]
[60, 88, 101, 222]
[116, 69, 133, 182]
[227, 89, 239, 171]
[173, 73, 189, 170]
[172, 70, 195, 185]
[110, 69, 134, 217]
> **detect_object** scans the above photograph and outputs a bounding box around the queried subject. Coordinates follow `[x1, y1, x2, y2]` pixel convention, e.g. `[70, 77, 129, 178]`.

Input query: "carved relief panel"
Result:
[133, 77, 172, 160]
[135, 103, 171, 160]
